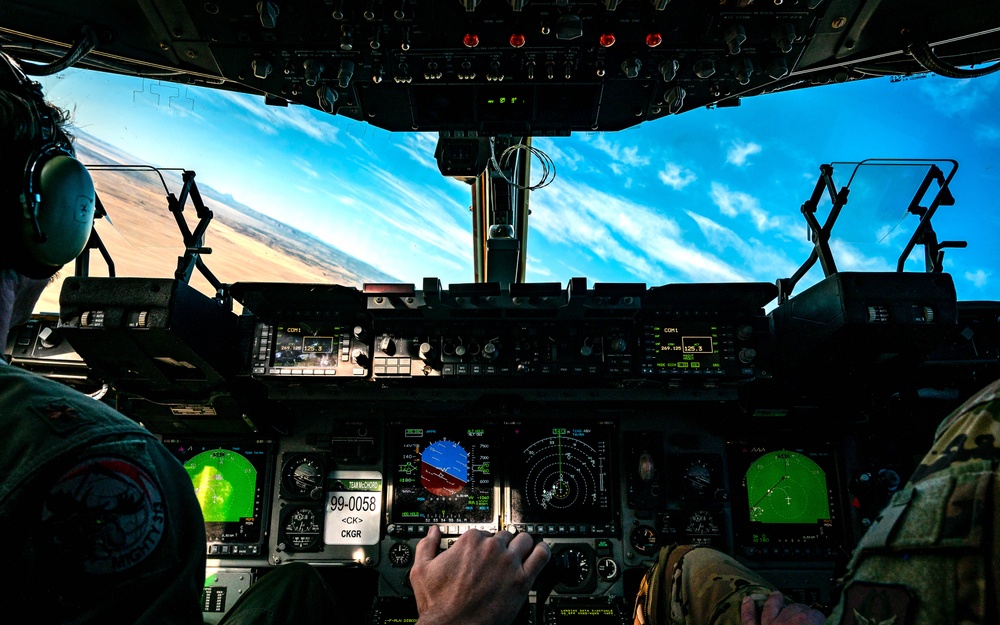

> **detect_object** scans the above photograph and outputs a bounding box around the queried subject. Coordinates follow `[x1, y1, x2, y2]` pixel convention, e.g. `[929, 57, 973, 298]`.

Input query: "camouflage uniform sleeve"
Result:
[633, 544, 782, 625]
[825, 377, 1000, 625]
[633, 379, 1000, 625]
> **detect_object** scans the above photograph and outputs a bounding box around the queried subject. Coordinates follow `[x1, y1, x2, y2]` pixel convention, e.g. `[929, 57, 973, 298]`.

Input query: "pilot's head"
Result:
[0, 51, 96, 280]
[0, 51, 96, 338]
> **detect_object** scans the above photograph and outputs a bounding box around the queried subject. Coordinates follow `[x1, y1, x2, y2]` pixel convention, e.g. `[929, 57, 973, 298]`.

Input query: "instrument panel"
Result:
[19, 274, 992, 623]
[159, 406, 857, 624]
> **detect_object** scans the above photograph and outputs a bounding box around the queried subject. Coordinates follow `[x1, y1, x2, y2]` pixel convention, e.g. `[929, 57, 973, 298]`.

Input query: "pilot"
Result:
[634, 377, 1000, 625]
[0, 50, 550, 625]
[0, 50, 208, 624]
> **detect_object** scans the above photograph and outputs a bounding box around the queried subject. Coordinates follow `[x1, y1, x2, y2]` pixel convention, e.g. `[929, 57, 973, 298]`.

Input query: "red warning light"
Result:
[599, 33, 616, 48]
[463, 33, 480, 48]
[509, 33, 526, 48]
[645, 33, 663, 47]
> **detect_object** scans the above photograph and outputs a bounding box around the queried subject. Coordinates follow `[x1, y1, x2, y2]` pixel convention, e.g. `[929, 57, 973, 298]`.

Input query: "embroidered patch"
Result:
[41, 457, 166, 575]
[34, 399, 87, 434]
[839, 582, 915, 625]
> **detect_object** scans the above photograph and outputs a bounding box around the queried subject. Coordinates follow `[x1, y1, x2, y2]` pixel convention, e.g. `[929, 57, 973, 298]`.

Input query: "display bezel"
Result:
[387, 421, 499, 531]
[726, 440, 845, 559]
[504, 420, 618, 535]
[164, 438, 275, 555]
[271, 322, 350, 371]
[643, 322, 728, 374]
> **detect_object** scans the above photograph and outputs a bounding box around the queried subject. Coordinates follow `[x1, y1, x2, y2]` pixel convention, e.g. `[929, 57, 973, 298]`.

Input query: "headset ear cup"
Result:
[18, 153, 96, 276]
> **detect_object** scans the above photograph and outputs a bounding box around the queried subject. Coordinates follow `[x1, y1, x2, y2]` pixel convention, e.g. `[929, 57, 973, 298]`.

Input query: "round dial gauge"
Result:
[388, 542, 413, 567]
[281, 506, 322, 551]
[685, 509, 720, 535]
[630, 525, 658, 555]
[596, 557, 619, 581]
[282, 454, 326, 500]
[557, 547, 592, 589]
[682, 459, 715, 497]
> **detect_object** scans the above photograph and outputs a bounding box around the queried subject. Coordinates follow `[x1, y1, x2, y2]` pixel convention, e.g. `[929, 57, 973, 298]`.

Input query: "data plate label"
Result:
[325, 471, 383, 545]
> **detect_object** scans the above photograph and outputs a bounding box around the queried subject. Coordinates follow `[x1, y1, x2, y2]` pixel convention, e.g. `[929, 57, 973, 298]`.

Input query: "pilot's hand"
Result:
[741, 592, 826, 625]
[411, 525, 551, 625]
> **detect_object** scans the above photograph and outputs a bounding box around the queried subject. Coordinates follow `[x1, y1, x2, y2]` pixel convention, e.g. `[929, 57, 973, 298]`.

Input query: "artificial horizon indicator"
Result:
[389, 422, 496, 531]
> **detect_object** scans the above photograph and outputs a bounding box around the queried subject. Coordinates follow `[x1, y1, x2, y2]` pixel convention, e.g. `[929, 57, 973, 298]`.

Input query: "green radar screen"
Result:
[745, 450, 830, 524]
[185, 448, 258, 522]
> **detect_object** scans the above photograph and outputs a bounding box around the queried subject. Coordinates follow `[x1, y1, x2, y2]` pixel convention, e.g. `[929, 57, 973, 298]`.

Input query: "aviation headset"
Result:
[0, 50, 95, 279]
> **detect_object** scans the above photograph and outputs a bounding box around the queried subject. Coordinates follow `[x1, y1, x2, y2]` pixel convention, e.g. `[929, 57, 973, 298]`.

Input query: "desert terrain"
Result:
[34, 131, 396, 313]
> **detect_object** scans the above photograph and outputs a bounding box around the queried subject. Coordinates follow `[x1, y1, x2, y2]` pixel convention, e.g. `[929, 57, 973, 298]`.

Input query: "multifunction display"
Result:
[642, 323, 727, 375]
[726, 441, 844, 559]
[273, 324, 348, 368]
[506, 422, 617, 535]
[252, 321, 364, 377]
[165, 439, 273, 556]
[388, 422, 497, 531]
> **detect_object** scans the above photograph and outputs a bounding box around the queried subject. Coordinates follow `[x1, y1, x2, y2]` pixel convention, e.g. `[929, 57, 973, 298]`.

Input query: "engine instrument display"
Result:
[726, 442, 843, 559]
[389, 422, 496, 530]
[165, 439, 273, 555]
[506, 421, 617, 535]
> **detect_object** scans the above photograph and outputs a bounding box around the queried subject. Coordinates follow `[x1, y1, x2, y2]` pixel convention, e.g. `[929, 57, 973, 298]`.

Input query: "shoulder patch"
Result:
[41, 457, 166, 575]
[838, 582, 915, 625]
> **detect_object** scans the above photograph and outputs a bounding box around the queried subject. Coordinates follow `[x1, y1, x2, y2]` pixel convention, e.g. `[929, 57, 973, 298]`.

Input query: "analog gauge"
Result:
[745, 450, 831, 524]
[556, 547, 592, 589]
[388, 542, 413, 567]
[281, 454, 326, 500]
[682, 458, 716, 498]
[630, 524, 658, 556]
[280, 506, 322, 551]
[685, 509, 720, 535]
[596, 557, 619, 581]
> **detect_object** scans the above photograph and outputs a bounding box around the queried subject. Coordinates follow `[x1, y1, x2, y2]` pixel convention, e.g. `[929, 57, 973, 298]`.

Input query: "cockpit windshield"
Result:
[34, 68, 1000, 314]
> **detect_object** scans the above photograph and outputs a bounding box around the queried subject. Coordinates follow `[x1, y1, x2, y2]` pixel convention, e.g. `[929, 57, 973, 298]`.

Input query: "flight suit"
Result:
[0, 362, 207, 625]
[635, 377, 1000, 625]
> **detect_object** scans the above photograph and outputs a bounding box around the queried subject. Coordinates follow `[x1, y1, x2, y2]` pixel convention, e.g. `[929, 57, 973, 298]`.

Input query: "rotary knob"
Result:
[352, 348, 370, 368]
[419, 342, 437, 362]
[379, 336, 396, 356]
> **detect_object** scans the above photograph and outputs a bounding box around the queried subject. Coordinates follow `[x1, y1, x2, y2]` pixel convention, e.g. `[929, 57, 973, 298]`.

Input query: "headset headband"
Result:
[0, 50, 96, 278]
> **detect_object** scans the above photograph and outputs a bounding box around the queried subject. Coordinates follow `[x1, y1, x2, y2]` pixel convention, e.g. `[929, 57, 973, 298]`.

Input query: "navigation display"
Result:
[726, 441, 843, 559]
[165, 439, 273, 555]
[506, 421, 617, 535]
[389, 423, 496, 528]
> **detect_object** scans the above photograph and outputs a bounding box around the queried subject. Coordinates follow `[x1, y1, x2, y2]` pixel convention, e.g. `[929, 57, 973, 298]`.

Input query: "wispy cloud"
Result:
[966, 268, 991, 287]
[292, 157, 320, 179]
[726, 140, 761, 166]
[213, 90, 342, 145]
[351, 163, 470, 268]
[920, 76, 999, 116]
[531, 179, 747, 283]
[397, 132, 440, 171]
[525, 254, 554, 279]
[686, 211, 798, 282]
[581, 134, 651, 170]
[830, 240, 894, 272]
[976, 124, 1000, 143]
[709, 182, 784, 232]
[533, 138, 584, 172]
[659, 162, 697, 189]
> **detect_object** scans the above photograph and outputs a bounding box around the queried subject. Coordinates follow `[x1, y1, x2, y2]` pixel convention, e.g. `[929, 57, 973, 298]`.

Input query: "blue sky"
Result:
[39, 68, 1000, 301]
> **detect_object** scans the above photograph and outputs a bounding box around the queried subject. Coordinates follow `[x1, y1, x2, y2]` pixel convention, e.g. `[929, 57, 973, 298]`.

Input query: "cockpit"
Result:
[3, 1, 1000, 623]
